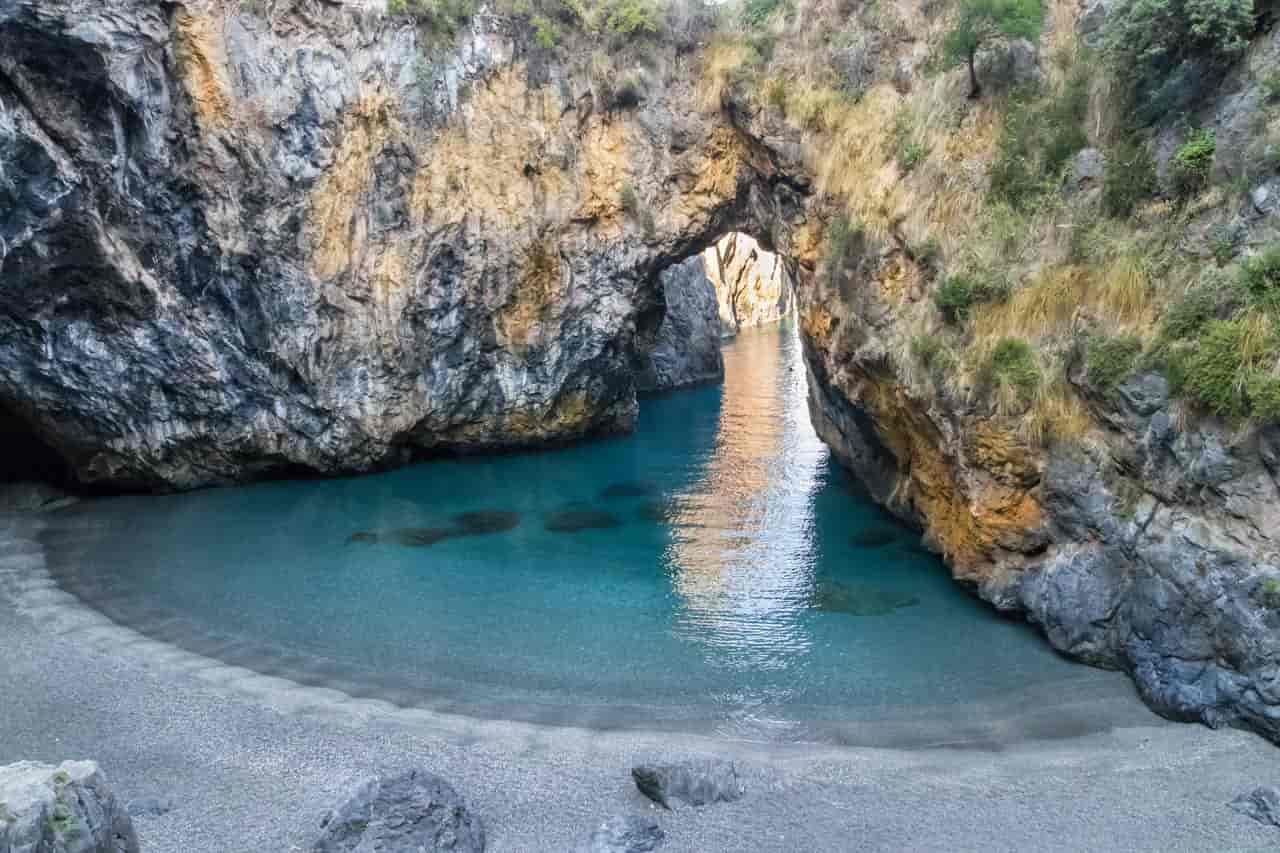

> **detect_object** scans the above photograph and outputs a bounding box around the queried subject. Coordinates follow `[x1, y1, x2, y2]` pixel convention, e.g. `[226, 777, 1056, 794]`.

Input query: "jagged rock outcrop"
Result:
[0, 0, 808, 490]
[635, 257, 724, 392]
[703, 233, 794, 335]
[0, 760, 139, 853]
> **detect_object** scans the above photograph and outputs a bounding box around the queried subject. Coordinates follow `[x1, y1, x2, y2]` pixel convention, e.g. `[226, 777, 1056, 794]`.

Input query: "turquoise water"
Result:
[39, 324, 1108, 743]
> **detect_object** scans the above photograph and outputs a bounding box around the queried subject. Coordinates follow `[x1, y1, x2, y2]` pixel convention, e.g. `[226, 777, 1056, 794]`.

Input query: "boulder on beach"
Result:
[1231, 786, 1280, 829]
[313, 768, 484, 853]
[0, 759, 139, 853]
[631, 760, 745, 810]
[575, 814, 665, 852]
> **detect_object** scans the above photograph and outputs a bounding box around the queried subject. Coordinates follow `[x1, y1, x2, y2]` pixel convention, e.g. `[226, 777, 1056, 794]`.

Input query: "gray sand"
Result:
[3, 513, 1280, 852]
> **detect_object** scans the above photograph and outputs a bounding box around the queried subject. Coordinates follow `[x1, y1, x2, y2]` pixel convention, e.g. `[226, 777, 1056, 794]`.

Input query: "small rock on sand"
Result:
[631, 760, 745, 810]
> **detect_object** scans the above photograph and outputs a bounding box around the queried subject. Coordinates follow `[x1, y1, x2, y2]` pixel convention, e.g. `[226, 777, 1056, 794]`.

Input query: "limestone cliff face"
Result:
[635, 257, 724, 392]
[4, 0, 1280, 745]
[704, 233, 794, 335]
[0, 0, 808, 489]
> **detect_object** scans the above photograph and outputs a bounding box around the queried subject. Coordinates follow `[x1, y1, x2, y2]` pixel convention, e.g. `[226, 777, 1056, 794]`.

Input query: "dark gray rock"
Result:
[1251, 178, 1280, 216]
[1231, 786, 1280, 829]
[976, 38, 1042, 93]
[636, 257, 724, 392]
[631, 761, 745, 810]
[575, 814, 664, 853]
[1076, 0, 1112, 46]
[1065, 148, 1104, 195]
[0, 760, 139, 853]
[312, 769, 484, 853]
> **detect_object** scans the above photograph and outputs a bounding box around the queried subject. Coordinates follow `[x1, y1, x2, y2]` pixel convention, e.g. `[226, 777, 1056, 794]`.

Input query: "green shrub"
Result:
[1181, 316, 1277, 417]
[933, 273, 1009, 323]
[601, 0, 661, 36]
[934, 275, 975, 323]
[888, 109, 929, 174]
[619, 183, 640, 215]
[742, 0, 784, 26]
[1102, 137, 1158, 217]
[1104, 0, 1253, 122]
[531, 13, 559, 47]
[909, 238, 942, 277]
[1259, 576, 1280, 608]
[388, 0, 477, 36]
[988, 69, 1090, 209]
[1238, 245, 1280, 308]
[1086, 334, 1143, 390]
[1263, 71, 1280, 102]
[1160, 277, 1236, 340]
[985, 337, 1041, 408]
[1247, 372, 1280, 420]
[911, 335, 944, 368]
[1170, 128, 1216, 199]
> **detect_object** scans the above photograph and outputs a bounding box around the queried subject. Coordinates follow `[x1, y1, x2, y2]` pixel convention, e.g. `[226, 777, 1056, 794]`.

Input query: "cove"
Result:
[38, 324, 1135, 745]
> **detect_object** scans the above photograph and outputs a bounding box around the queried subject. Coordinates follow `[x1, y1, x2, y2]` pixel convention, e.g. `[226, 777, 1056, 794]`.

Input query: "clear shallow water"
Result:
[39, 324, 1115, 744]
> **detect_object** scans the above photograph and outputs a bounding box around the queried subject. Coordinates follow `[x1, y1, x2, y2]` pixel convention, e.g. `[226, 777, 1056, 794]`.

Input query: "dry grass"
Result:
[1024, 380, 1092, 447]
[697, 36, 755, 112]
[1093, 255, 1154, 331]
[973, 266, 1088, 346]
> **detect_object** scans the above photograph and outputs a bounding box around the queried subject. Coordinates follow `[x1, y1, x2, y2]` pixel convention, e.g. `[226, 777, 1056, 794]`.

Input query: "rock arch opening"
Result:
[636, 232, 798, 394]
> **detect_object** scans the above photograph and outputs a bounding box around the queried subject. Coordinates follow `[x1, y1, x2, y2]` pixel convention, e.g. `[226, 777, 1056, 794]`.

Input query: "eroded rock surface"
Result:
[0, 0, 806, 491]
[704, 233, 794, 335]
[0, 760, 139, 853]
[313, 768, 484, 853]
[636, 257, 724, 392]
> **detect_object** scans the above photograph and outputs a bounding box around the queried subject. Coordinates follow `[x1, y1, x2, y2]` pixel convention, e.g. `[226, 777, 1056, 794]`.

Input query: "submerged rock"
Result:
[637, 500, 680, 523]
[631, 760, 745, 810]
[390, 527, 458, 547]
[0, 759, 139, 853]
[600, 482, 657, 499]
[575, 814, 665, 852]
[814, 580, 920, 617]
[451, 510, 521, 534]
[1230, 787, 1280, 829]
[313, 768, 484, 853]
[849, 525, 898, 549]
[544, 506, 623, 533]
[346, 527, 458, 546]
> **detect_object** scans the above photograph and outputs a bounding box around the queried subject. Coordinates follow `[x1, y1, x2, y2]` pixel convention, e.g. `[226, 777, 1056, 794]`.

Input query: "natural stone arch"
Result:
[0, 0, 817, 490]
